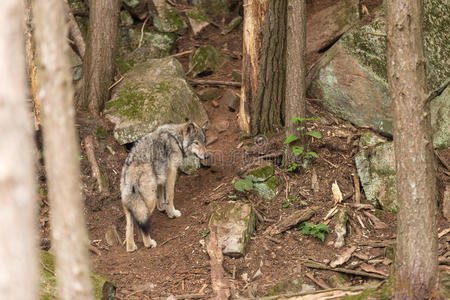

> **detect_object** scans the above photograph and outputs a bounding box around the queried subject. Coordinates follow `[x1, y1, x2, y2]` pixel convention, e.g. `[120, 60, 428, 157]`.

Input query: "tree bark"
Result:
[64, 0, 86, 58]
[284, 0, 306, 166]
[385, 0, 439, 299]
[33, 0, 94, 299]
[81, 0, 120, 113]
[241, 0, 287, 135]
[0, 1, 38, 299]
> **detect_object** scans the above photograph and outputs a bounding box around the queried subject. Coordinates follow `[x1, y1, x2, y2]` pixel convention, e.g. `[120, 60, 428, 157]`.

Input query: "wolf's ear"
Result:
[201, 120, 209, 130]
[185, 122, 195, 135]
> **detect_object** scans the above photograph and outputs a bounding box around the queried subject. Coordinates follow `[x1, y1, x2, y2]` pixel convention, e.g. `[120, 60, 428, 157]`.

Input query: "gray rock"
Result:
[209, 202, 256, 257]
[105, 57, 208, 144]
[197, 87, 221, 101]
[189, 45, 226, 77]
[333, 207, 348, 248]
[186, 7, 210, 36]
[179, 155, 201, 175]
[306, 0, 359, 54]
[123, 0, 149, 20]
[222, 16, 242, 35]
[223, 89, 240, 111]
[309, 0, 450, 145]
[153, 0, 188, 34]
[120, 10, 134, 27]
[430, 85, 450, 149]
[355, 133, 397, 210]
[268, 280, 316, 296]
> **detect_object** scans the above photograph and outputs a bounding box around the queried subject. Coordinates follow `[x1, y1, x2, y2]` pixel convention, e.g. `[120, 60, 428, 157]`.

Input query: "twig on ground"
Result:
[264, 235, 282, 244]
[89, 244, 101, 256]
[358, 240, 396, 248]
[40, 261, 56, 276]
[304, 259, 387, 279]
[305, 272, 332, 290]
[321, 156, 338, 168]
[438, 227, 450, 238]
[138, 16, 150, 49]
[171, 49, 194, 57]
[353, 172, 361, 203]
[188, 79, 241, 87]
[207, 228, 231, 299]
[84, 135, 107, 194]
[160, 234, 183, 246]
[108, 75, 123, 90]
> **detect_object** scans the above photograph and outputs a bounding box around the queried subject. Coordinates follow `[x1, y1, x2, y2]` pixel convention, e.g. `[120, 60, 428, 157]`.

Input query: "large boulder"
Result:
[355, 133, 397, 211]
[105, 57, 208, 144]
[309, 0, 450, 148]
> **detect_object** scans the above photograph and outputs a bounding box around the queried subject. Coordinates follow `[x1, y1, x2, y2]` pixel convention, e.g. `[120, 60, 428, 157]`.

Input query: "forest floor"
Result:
[38, 0, 450, 298]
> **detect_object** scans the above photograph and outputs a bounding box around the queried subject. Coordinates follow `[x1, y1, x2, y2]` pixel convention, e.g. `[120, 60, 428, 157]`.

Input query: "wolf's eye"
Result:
[193, 141, 199, 145]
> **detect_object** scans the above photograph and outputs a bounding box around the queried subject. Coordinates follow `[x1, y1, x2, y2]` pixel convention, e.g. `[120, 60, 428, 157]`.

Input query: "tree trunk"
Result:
[385, 1, 439, 299]
[284, 0, 306, 166]
[241, 0, 287, 135]
[81, 0, 120, 114]
[0, 0, 38, 298]
[33, 0, 94, 299]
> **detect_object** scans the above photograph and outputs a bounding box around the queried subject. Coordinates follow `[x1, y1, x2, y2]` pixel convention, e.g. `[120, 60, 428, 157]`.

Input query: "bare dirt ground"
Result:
[38, 0, 450, 298]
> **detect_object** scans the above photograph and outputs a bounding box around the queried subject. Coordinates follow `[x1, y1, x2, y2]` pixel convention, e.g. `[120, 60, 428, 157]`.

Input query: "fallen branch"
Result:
[188, 79, 241, 87]
[171, 49, 194, 58]
[353, 172, 361, 203]
[207, 228, 231, 299]
[358, 240, 396, 248]
[235, 282, 383, 300]
[83, 135, 106, 194]
[40, 261, 56, 276]
[64, 0, 85, 58]
[304, 260, 387, 280]
[88, 244, 101, 256]
[138, 16, 150, 49]
[305, 273, 331, 290]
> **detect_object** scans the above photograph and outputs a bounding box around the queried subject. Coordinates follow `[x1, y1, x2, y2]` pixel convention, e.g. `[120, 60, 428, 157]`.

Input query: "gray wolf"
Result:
[120, 122, 209, 252]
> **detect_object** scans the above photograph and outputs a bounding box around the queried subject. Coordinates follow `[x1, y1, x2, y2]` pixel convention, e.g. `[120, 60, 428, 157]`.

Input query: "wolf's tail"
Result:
[121, 167, 152, 234]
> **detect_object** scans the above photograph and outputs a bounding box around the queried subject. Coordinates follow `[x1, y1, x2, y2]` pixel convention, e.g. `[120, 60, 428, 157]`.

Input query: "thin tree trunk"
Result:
[33, 0, 94, 298]
[284, 0, 306, 166]
[0, 0, 38, 298]
[81, 0, 120, 114]
[241, 0, 287, 135]
[385, 0, 439, 299]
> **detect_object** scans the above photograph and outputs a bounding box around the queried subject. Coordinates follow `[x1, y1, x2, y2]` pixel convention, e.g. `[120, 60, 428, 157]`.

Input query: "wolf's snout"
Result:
[204, 153, 210, 160]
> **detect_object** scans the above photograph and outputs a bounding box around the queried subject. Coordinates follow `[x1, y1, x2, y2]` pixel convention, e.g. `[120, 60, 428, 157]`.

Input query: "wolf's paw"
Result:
[126, 242, 138, 253]
[167, 209, 181, 218]
[143, 236, 157, 248]
[149, 239, 157, 248]
[157, 202, 167, 212]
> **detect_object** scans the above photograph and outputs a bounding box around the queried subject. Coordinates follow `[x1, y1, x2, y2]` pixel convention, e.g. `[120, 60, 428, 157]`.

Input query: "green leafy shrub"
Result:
[298, 222, 329, 242]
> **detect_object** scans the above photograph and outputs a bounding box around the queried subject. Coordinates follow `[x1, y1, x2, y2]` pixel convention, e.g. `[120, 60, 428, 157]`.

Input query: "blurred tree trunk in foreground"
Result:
[386, 0, 439, 299]
[0, 0, 38, 298]
[34, 0, 94, 298]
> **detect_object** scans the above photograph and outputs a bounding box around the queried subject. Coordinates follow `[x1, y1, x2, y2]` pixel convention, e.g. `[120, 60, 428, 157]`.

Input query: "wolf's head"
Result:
[182, 122, 209, 160]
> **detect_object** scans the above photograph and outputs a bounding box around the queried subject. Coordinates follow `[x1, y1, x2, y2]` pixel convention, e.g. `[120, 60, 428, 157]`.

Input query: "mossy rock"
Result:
[40, 250, 116, 300]
[191, 0, 230, 19]
[189, 45, 226, 77]
[186, 7, 210, 36]
[248, 165, 274, 183]
[254, 176, 279, 200]
[222, 16, 242, 35]
[268, 280, 315, 296]
[197, 87, 221, 101]
[120, 10, 134, 27]
[309, 0, 449, 140]
[209, 202, 256, 257]
[179, 155, 201, 175]
[105, 57, 208, 144]
[355, 136, 397, 210]
[153, 2, 188, 34]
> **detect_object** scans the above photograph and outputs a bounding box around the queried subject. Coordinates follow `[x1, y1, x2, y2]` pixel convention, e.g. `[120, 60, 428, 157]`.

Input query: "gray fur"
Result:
[120, 122, 208, 252]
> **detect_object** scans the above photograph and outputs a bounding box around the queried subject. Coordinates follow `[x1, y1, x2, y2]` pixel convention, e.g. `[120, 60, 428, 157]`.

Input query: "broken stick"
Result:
[304, 259, 387, 280]
[207, 228, 231, 300]
[83, 135, 106, 194]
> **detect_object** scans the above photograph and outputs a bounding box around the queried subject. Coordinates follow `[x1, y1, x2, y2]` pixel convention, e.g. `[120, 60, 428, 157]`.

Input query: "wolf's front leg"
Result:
[165, 162, 181, 218]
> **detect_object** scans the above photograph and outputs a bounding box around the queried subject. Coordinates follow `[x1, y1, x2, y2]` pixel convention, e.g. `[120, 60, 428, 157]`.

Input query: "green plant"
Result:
[199, 229, 210, 238]
[391, 207, 398, 213]
[298, 222, 329, 242]
[284, 117, 322, 170]
[282, 202, 290, 208]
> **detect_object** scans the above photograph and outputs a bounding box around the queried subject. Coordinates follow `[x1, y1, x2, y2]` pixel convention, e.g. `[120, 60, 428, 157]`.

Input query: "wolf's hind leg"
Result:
[165, 162, 181, 218]
[138, 173, 158, 247]
[122, 204, 137, 252]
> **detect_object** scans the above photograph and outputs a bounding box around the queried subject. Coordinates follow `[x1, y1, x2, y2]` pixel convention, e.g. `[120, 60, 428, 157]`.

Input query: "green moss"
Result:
[117, 58, 135, 75]
[248, 165, 274, 182]
[186, 7, 209, 22]
[95, 125, 107, 140]
[189, 45, 225, 76]
[266, 176, 279, 190]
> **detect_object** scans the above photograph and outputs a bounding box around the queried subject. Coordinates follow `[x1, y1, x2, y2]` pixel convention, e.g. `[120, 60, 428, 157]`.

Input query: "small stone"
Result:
[211, 100, 220, 108]
[215, 120, 229, 133]
[179, 155, 201, 175]
[223, 89, 240, 111]
[222, 16, 243, 35]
